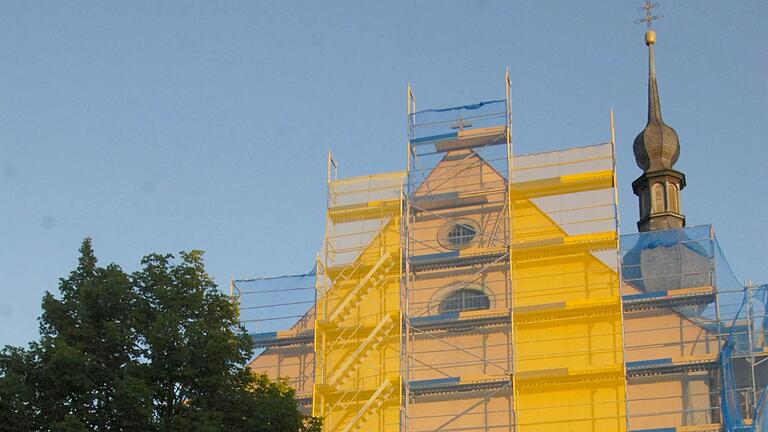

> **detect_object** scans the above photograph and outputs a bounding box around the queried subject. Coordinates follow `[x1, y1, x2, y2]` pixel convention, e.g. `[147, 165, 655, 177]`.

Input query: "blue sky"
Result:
[1, 1, 766, 348]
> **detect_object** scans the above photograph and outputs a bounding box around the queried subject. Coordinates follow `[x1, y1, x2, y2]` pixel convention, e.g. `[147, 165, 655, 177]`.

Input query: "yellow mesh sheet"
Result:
[509, 143, 627, 432]
[314, 172, 403, 432]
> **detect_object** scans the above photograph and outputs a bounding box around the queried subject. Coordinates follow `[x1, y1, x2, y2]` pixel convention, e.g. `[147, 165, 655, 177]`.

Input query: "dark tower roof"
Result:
[632, 29, 686, 232]
[633, 30, 681, 172]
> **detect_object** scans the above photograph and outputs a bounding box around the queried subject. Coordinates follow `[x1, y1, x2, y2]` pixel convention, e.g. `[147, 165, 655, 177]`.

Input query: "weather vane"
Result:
[635, 1, 663, 29]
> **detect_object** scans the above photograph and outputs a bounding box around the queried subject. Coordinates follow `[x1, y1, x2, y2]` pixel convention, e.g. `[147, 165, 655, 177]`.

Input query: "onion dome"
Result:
[633, 30, 680, 172]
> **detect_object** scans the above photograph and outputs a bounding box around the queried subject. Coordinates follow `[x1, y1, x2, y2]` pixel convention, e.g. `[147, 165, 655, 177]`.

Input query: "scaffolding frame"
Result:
[230, 271, 317, 408]
[618, 225, 768, 431]
[401, 74, 514, 432]
[230, 79, 768, 432]
[235, 230, 768, 431]
[313, 167, 405, 432]
[509, 136, 626, 432]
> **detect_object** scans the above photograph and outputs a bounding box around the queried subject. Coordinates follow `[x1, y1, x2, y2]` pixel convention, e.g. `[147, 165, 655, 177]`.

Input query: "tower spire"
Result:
[636, 1, 663, 124]
[631, 2, 686, 232]
[647, 32, 662, 123]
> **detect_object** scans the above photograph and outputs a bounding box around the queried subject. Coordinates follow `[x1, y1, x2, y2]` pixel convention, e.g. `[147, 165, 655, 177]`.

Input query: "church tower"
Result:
[632, 28, 686, 232]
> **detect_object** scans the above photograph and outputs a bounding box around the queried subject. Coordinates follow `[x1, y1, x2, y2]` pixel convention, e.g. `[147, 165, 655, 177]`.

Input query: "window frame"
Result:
[437, 218, 480, 250]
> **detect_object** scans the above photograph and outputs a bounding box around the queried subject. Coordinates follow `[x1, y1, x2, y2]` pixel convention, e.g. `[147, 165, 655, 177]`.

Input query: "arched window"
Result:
[652, 183, 665, 213]
[640, 188, 650, 218]
[438, 288, 491, 314]
[667, 183, 679, 213]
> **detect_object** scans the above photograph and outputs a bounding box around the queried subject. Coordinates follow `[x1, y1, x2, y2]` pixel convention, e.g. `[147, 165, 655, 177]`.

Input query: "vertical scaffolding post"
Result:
[401, 85, 416, 432]
[504, 69, 517, 432]
[747, 281, 758, 414]
[612, 108, 634, 432]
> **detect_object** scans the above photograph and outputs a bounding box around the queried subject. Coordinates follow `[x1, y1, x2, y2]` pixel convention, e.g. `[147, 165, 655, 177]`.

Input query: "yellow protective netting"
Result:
[509, 143, 626, 432]
[313, 171, 403, 432]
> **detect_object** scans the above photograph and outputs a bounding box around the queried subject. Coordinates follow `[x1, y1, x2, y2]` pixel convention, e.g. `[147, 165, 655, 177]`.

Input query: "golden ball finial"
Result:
[645, 30, 656, 46]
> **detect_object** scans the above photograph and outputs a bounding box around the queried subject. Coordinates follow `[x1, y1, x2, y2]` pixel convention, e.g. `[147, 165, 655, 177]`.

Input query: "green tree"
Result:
[0, 238, 146, 431]
[0, 345, 39, 430]
[0, 239, 321, 432]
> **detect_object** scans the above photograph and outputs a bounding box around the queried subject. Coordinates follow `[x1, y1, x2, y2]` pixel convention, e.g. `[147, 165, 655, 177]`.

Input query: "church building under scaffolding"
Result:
[230, 27, 768, 432]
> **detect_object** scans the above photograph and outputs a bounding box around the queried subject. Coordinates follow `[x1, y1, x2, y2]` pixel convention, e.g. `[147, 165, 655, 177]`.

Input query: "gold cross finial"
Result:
[635, 1, 663, 29]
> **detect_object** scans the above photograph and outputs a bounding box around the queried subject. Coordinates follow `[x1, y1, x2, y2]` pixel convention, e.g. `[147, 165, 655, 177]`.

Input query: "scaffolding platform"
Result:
[252, 309, 511, 348]
[626, 354, 719, 377]
[408, 247, 508, 272]
[509, 167, 614, 199]
[628, 425, 722, 432]
[409, 375, 512, 398]
[410, 189, 498, 213]
[409, 309, 511, 332]
[250, 329, 315, 348]
[297, 396, 313, 408]
[622, 286, 715, 312]
[510, 230, 618, 260]
[514, 297, 621, 322]
[410, 124, 508, 152]
[328, 198, 402, 223]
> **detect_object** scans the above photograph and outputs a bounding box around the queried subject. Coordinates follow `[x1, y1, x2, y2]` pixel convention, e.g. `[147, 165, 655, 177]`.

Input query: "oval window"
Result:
[438, 219, 479, 250]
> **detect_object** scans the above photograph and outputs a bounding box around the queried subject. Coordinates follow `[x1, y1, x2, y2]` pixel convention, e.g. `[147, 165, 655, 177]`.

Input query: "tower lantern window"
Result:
[668, 183, 679, 213]
[652, 183, 665, 213]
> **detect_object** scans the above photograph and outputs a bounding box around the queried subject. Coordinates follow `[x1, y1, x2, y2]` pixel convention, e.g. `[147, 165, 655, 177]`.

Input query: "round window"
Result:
[438, 219, 479, 250]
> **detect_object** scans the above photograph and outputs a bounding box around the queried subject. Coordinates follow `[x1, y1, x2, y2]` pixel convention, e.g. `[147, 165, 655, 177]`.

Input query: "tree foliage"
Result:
[0, 239, 321, 432]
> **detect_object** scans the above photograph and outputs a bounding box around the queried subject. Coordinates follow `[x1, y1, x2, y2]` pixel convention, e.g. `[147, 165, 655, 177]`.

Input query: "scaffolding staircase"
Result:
[327, 253, 395, 324]
[328, 313, 396, 389]
[314, 171, 402, 432]
[338, 378, 399, 432]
